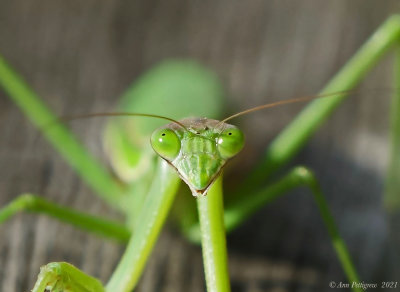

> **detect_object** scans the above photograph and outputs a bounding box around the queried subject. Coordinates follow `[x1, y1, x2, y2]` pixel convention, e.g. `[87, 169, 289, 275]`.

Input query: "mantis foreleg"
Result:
[197, 175, 231, 292]
[32, 262, 105, 292]
[106, 159, 180, 292]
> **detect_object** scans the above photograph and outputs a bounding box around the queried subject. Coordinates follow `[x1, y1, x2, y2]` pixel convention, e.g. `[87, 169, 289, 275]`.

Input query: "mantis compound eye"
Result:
[217, 127, 245, 159]
[150, 128, 181, 160]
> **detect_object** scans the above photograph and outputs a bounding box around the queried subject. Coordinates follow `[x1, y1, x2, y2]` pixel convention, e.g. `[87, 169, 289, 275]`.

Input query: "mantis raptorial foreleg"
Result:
[32, 262, 105, 292]
[197, 176, 230, 292]
[106, 159, 181, 292]
[0, 194, 130, 242]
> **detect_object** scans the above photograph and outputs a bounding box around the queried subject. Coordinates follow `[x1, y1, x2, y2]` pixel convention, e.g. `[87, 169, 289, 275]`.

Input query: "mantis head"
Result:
[65, 90, 350, 196]
[151, 118, 244, 196]
[148, 90, 353, 196]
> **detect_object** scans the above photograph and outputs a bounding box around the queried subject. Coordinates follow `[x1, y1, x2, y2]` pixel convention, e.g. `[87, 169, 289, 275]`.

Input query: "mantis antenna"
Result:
[59, 112, 188, 130]
[56, 87, 389, 130]
[219, 89, 356, 124]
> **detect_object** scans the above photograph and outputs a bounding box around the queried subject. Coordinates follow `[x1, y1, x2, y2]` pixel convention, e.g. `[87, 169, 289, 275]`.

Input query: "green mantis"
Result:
[0, 14, 400, 292]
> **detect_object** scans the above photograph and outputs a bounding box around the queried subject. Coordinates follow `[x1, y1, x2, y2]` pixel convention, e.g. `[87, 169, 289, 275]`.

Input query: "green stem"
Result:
[243, 15, 400, 189]
[0, 55, 125, 209]
[197, 175, 231, 292]
[385, 43, 400, 211]
[106, 159, 180, 292]
[0, 194, 130, 243]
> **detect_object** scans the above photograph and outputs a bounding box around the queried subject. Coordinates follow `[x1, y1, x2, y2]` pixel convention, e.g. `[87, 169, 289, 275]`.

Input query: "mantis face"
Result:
[150, 117, 244, 196]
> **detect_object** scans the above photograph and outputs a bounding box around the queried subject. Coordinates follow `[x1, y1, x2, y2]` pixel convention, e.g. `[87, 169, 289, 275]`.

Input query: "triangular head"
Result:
[150, 117, 244, 196]
[65, 90, 348, 196]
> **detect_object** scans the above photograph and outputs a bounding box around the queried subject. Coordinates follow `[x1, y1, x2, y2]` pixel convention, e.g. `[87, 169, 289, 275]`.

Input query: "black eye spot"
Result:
[228, 132, 232, 135]
[161, 133, 166, 136]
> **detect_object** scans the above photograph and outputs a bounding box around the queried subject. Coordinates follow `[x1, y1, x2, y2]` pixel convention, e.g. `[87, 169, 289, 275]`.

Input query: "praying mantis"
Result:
[0, 13, 399, 292]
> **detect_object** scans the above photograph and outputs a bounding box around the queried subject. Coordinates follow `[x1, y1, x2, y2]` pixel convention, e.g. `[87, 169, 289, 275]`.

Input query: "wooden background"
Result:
[0, 1, 399, 291]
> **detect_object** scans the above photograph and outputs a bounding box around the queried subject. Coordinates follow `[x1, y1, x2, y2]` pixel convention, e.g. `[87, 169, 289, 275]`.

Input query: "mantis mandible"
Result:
[0, 15, 399, 292]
